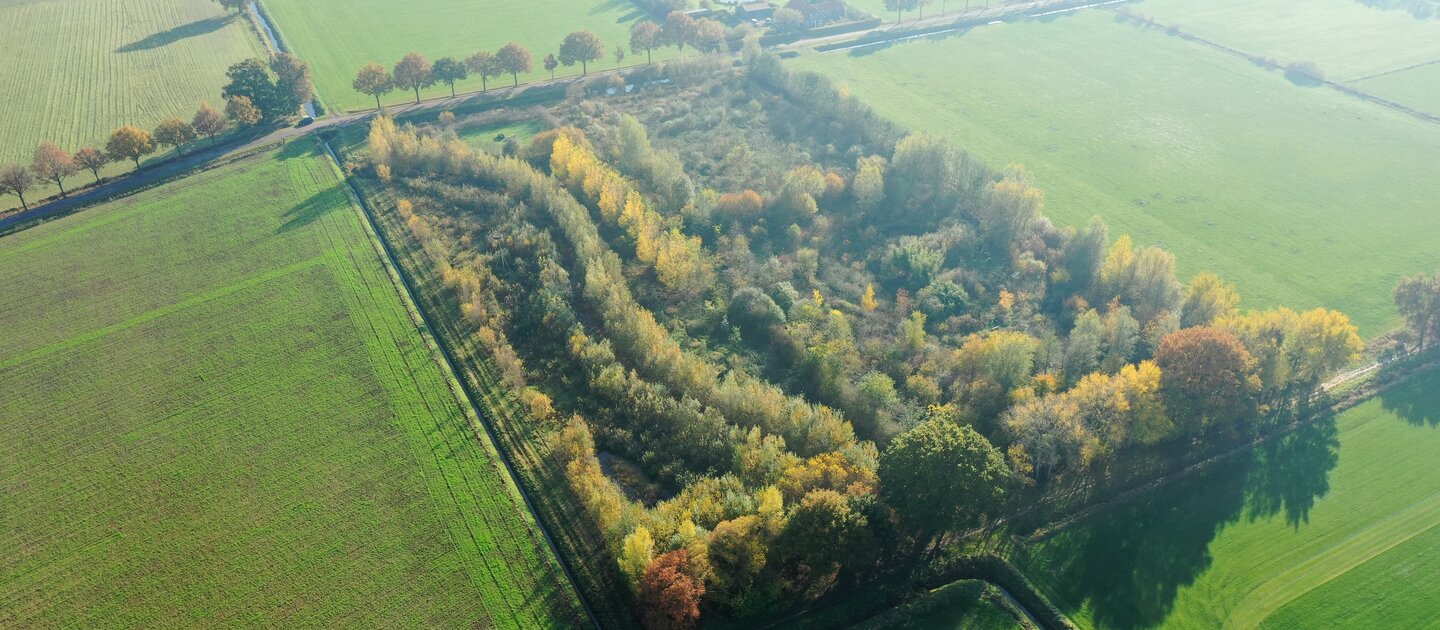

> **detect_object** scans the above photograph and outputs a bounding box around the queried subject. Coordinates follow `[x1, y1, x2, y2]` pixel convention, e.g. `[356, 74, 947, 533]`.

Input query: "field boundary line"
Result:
[316, 139, 598, 628]
[1346, 58, 1440, 84]
[1223, 495, 1440, 628]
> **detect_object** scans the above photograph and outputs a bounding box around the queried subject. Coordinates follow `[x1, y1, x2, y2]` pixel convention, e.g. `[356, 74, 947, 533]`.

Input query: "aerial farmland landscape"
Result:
[2, 0, 1438, 628]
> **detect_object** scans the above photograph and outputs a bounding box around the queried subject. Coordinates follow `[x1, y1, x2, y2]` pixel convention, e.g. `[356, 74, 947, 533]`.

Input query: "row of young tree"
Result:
[1, 54, 310, 212]
[350, 13, 732, 108]
[0, 103, 233, 211]
[358, 54, 1374, 628]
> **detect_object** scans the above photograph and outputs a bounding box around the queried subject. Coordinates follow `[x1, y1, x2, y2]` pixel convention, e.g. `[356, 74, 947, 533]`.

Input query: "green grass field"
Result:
[260, 0, 667, 113]
[1356, 62, 1440, 116]
[789, 10, 1440, 336]
[0, 0, 261, 165]
[1134, 0, 1440, 83]
[0, 144, 582, 627]
[1013, 367, 1440, 629]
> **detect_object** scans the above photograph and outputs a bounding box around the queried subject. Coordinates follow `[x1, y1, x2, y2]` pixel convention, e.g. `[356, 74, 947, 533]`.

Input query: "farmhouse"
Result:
[737, 1, 776, 21]
[785, 0, 845, 27]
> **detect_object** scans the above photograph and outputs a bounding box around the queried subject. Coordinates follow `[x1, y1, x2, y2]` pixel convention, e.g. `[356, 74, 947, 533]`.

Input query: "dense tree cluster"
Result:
[221, 53, 313, 120]
[360, 53, 1371, 627]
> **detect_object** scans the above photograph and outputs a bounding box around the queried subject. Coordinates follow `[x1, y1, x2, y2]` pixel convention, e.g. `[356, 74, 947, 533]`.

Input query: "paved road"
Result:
[0, 0, 1118, 234]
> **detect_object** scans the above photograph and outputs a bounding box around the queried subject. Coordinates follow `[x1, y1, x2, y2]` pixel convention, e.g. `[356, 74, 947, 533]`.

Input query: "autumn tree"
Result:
[878, 418, 1009, 548]
[693, 19, 727, 53]
[615, 44, 626, 65]
[979, 169, 1042, 252]
[31, 143, 78, 197]
[352, 63, 393, 110]
[620, 526, 657, 586]
[431, 56, 468, 97]
[153, 118, 197, 155]
[559, 30, 606, 76]
[0, 164, 35, 210]
[222, 55, 312, 119]
[497, 42, 533, 86]
[631, 21, 661, 64]
[269, 52, 314, 115]
[225, 95, 262, 127]
[1155, 326, 1258, 435]
[74, 147, 108, 181]
[663, 11, 698, 54]
[780, 489, 874, 571]
[1181, 273, 1240, 328]
[1395, 272, 1440, 349]
[393, 52, 434, 103]
[105, 126, 156, 169]
[1284, 309, 1363, 385]
[772, 8, 805, 32]
[852, 155, 886, 209]
[639, 550, 705, 630]
[192, 101, 227, 144]
[544, 53, 559, 79]
[459, 51, 497, 92]
[707, 515, 769, 600]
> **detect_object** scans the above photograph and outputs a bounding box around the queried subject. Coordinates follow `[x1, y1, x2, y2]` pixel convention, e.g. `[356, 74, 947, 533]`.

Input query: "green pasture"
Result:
[260, 0, 669, 113]
[1356, 62, 1440, 116]
[1134, 0, 1440, 82]
[457, 119, 548, 153]
[0, 0, 261, 165]
[789, 10, 1440, 336]
[1013, 367, 1440, 629]
[0, 144, 582, 628]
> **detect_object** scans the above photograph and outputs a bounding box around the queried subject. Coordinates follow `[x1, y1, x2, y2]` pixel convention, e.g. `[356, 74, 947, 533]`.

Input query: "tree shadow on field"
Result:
[1381, 375, 1440, 427]
[1243, 417, 1339, 529]
[116, 15, 234, 53]
[1024, 418, 1340, 629]
[277, 186, 342, 233]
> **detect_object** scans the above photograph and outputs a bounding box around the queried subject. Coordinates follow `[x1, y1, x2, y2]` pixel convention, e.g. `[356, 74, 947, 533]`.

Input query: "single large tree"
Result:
[225, 95, 262, 127]
[779, 489, 874, 571]
[393, 52, 434, 103]
[559, 31, 606, 76]
[638, 550, 704, 630]
[1395, 272, 1440, 350]
[630, 21, 661, 65]
[32, 143, 78, 197]
[106, 126, 156, 170]
[663, 11, 698, 54]
[192, 101, 228, 144]
[496, 42, 533, 87]
[693, 19, 727, 53]
[212, 0, 246, 13]
[269, 52, 314, 115]
[431, 56, 468, 97]
[74, 147, 109, 182]
[153, 118, 197, 155]
[0, 164, 35, 210]
[877, 418, 1009, 549]
[465, 51, 503, 92]
[352, 63, 393, 110]
[1155, 326, 1258, 435]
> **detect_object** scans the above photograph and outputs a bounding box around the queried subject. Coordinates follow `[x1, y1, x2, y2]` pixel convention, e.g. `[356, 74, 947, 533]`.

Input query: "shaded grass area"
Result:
[854, 580, 1023, 630]
[260, 0, 670, 112]
[0, 144, 582, 628]
[1013, 368, 1440, 628]
[788, 10, 1440, 336]
[0, 0, 261, 164]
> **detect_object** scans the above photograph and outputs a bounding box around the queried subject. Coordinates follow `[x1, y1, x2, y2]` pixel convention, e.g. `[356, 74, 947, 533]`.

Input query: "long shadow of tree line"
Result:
[1017, 368, 1440, 630]
[1014, 416, 1341, 630]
